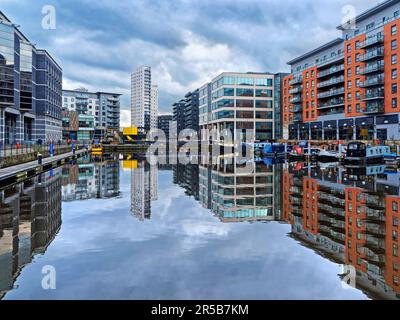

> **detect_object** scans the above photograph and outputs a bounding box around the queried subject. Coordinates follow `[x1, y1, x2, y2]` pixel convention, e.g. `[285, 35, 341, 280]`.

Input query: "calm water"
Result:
[0, 155, 399, 300]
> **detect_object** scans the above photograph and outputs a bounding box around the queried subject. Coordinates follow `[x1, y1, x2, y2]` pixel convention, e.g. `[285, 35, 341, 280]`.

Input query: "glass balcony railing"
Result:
[317, 64, 345, 78]
[359, 61, 384, 75]
[359, 48, 384, 62]
[317, 76, 345, 89]
[361, 89, 384, 101]
[289, 86, 303, 94]
[359, 75, 384, 87]
[293, 115, 303, 122]
[289, 77, 302, 86]
[317, 87, 345, 99]
[360, 34, 384, 49]
[365, 101, 385, 114]
[290, 96, 302, 103]
[316, 53, 345, 67]
[318, 98, 345, 109]
[289, 106, 302, 113]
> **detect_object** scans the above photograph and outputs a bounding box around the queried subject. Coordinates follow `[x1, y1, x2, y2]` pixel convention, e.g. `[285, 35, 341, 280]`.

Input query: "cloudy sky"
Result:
[0, 0, 380, 126]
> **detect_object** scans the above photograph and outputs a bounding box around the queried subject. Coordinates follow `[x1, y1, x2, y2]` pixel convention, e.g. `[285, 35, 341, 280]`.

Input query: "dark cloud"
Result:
[0, 0, 381, 117]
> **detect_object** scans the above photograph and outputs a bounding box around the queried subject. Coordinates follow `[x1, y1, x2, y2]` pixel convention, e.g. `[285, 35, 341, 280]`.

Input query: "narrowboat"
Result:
[261, 143, 286, 158]
[345, 142, 389, 165]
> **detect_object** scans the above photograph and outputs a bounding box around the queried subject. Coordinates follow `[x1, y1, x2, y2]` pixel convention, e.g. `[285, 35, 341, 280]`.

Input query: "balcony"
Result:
[317, 64, 345, 78]
[359, 75, 384, 88]
[289, 77, 302, 86]
[317, 76, 345, 89]
[290, 96, 302, 104]
[316, 53, 345, 68]
[317, 87, 345, 99]
[359, 62, 384, 75]
[360, 34, 384, 49]
[293, 115, 303, 122]
[365, 101, 384, 114]
[289, 105, 302, 113]
[289, 86, 303, 94]
[359, 48, 384, 62]
[361, 89, 384, 101]
[318, 98, 345, 109]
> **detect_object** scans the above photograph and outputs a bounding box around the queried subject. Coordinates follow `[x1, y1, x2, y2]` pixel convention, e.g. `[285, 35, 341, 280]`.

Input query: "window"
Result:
[356, 66, 360, 75]
[347, 44, 351, 53]
[393, 201, 399, 212]
[366, 22, 375, 30]
[355, 41, 360, 50]
[392, 97, 398, 108]
[392, 40, 397, 50]
[392, 69, 398, 79]
[347, 69, 352, 77]
[347, 57, 352, 65]
[347, 81, 352, 89]
[392, 25, 397, 36]
[392, 54, 397, 65]
[392, 83, 398, 94]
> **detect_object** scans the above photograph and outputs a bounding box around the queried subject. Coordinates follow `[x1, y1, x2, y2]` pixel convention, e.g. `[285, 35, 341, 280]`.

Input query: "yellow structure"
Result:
[123, 127, 138, 136]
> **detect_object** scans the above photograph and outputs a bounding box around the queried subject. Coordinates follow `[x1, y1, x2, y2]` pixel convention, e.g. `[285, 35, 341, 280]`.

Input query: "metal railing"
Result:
[317, 87, 345, 99]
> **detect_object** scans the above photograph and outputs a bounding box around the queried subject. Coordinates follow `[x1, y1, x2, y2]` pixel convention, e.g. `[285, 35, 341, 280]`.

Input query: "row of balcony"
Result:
[289, 77, 302, 86]
[317, 76, 345, 89]
[365, 101, 385, 114]
[289, 105, 302, 113]
[361, 89, 384, 101]
[317, 87, 345, 99]
[290, 96, 303, 104]
[359, 74, 384, 88]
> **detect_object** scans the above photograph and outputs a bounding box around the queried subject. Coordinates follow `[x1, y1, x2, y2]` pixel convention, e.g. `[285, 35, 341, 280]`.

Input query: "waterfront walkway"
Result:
[0, 148, 88, 184]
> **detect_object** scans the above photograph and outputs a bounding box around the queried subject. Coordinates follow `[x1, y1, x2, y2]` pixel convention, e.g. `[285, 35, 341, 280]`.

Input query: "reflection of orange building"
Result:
[283, 164, 400, 299]
[302, 177, 318, 234]
[385, 197, 400, 290]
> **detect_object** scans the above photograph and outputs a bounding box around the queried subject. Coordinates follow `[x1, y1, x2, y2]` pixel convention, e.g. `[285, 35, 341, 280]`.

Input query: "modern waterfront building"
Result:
[62, 88, 121, 140]
[283, 0, 400, 141]
[0, 11, 62, 144]
[157, 114, 173, 139]
[199, 72, 284, 143]
[131, 66, 158, 132]
[61, 110, 95, 141]
[172, 99, 186, 135]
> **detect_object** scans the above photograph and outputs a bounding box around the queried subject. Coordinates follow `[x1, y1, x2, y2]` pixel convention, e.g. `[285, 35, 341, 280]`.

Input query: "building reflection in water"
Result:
[283, 162, 400, 300]
[0, 168, 62, 299]
[128, 159, 159, 221]
[61, 157, 120, 201]
[198, 157, 282, 223]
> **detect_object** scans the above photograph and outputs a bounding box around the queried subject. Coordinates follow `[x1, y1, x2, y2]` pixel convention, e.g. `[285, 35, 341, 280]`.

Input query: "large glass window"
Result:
[256, 111, 273, 119]
[255, 122, 273, 141]
[223, 77, 235, 86]
[236, 88, 254, 97]
[212, 99, 234, 110]
[236, 111, 254, 119]
[236, 77, 254, 86]
[236, 100, 254, 108]
[256, 89, 273, 97]
[256, 100, 273, 108]
[255, 78, 273, 87]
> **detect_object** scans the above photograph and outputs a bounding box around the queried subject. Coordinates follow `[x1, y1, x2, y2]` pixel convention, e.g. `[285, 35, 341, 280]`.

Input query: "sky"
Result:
[0, 0, 381, 127]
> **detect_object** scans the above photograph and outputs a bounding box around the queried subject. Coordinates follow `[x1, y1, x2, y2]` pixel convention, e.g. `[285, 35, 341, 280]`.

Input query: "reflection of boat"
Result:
[260, 143, 286, 158]
[92, 144, 103, 155]
[384, 152, 400, 170]
[346, 164, 386, 177]
[345, 142, 389, 165]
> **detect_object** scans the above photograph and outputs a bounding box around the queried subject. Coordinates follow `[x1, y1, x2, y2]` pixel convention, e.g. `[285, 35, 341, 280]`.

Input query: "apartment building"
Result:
[62, 89, 121, 140]
[131, 66, 158, 132]
[283, 0, 400, 141]
[157, 114, 173, 139]
[0, 11, 62, 144]
[199, 72, 283, 143]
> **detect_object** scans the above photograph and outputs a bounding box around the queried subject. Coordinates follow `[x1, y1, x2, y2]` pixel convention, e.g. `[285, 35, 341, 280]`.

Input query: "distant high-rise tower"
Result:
[151, 85, 159, 130]
[131, 66, 158, 132]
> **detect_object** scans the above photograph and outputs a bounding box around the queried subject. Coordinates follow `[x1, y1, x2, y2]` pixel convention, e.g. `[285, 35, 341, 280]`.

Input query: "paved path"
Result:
[0, 149, 88, 182]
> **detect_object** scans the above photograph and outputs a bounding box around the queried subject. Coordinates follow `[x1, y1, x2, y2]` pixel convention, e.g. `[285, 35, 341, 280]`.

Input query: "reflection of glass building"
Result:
[131, 162, 158, 221]
[0, 168, 62, 299]
[199, 158, 277, 223]
[0, 12, 62, 144]
[62, 158, 120, 201]
[173, 163, 199, 200]
[282, 163, 400, 299]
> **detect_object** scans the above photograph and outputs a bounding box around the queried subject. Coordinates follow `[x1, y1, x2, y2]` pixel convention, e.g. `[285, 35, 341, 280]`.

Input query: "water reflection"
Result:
[283, 162, 400, 300]
[1, 154, 400, 299]
[0, 169, 62, 299]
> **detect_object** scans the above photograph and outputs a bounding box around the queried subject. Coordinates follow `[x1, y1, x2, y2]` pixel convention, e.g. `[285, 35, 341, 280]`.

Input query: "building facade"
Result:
[62, 89, 121, 141]
[131, 66, 158, 132]
[283, 0, 400, 141]
[0, 11, 62, 144]
[157, 114, 173, 139]
[199, 72, 283, 143]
